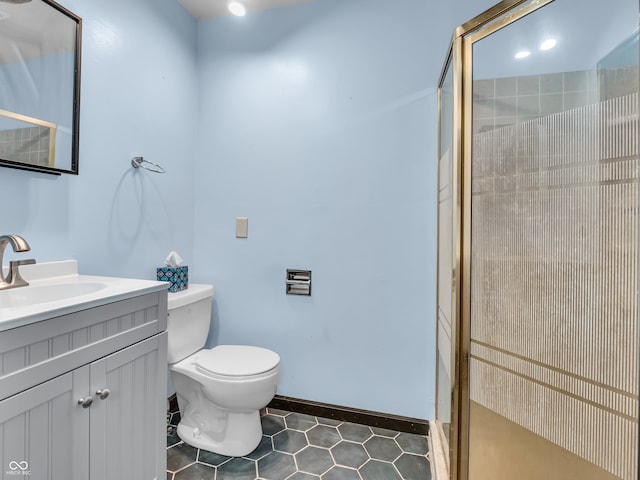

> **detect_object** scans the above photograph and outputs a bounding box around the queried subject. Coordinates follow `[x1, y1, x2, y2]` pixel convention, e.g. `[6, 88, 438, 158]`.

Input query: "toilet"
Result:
[167, 284, 280, 457]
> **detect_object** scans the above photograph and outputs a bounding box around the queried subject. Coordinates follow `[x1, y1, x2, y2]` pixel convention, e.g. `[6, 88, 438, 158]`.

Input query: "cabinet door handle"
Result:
[96, 388, 110, 400]
[77, 397, 93, 408]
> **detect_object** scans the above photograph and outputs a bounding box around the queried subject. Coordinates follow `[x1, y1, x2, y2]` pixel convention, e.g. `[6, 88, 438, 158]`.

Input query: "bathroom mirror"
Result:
[0, 0, 81, 175]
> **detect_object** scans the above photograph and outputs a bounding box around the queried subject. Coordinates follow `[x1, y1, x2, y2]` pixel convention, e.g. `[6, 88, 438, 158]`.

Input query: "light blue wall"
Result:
[0, 0, 500, 421]
[0, 0, 198, 279]
[192, 0, 451, 419]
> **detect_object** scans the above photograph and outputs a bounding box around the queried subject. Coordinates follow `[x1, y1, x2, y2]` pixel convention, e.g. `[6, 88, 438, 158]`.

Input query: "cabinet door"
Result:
[0, 368, 90, 480]
[89, 332, 167, 480]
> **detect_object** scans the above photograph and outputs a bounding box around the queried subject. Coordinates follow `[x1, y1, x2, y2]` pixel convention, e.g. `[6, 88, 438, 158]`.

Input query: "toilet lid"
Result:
[196, 345, 280, 376]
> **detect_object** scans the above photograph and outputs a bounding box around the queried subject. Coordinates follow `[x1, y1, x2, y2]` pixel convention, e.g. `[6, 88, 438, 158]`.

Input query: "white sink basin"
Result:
[0, 282, 109, 308]
[0, 260, 168, 332]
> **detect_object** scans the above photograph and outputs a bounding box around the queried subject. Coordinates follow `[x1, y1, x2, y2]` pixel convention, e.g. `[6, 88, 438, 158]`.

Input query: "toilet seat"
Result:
[195, 345, 280, 378]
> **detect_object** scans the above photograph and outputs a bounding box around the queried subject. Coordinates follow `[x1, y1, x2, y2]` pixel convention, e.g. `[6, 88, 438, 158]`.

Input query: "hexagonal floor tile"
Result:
[245, 435, 274, 460]
[295, 446, 335, 476]
[169, 412, 181, 426]
[166, 443, 198, 472]
[337, 422, 373, 443]
[273, 429, 309, 454]
[288, 472, 320, 480]
[364, 436, 402, 462]
[167, 427, 181, 448]
[285, 413, 318, 432]
[265, 408, 290, 416]
[395, 453, 432, 480]
[359, 460, 402, 480]
[317, 416, 342, 427]
[216, 457, 257, 480]
[330, 441, 369, 469]
[173, 462, 215, 480]
[197, 448, 231, 467]
[322, 466, 361, 480]
[307, 425, 341, 448]
[371, 426, 398, 438]
[396, 433, 429, 455]
[166, 407, 433, 480]
[258, 451, 297, 480]
[262, 414, 287, 436]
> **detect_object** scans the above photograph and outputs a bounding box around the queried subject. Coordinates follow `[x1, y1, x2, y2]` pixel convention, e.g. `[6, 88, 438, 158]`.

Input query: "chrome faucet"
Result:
[0, 235, 36, 290]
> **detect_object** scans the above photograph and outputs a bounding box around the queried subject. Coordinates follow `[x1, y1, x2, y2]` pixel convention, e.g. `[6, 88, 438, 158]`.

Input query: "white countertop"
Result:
[0, 260, 168, 332]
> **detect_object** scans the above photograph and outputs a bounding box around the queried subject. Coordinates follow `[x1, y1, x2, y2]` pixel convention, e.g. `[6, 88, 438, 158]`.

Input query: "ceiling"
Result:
[178, 0, 314, 20]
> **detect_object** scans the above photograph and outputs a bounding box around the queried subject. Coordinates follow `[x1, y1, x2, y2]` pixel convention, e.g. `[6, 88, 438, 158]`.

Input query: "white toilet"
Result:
[167, 284, 280, 457]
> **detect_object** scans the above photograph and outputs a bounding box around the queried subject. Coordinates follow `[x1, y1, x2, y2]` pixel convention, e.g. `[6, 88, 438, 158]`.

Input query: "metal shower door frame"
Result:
[436, 1, 555, 479]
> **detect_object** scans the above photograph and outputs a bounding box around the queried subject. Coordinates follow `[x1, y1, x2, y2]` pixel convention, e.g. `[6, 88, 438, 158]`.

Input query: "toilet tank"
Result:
[166, 284, 214, 364]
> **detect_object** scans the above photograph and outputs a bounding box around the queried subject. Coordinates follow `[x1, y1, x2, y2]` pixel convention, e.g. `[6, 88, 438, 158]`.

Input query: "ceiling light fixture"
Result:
[540, 38, 557, 51]
[514, 50, 531, 59]
[228, 1, 246, 16]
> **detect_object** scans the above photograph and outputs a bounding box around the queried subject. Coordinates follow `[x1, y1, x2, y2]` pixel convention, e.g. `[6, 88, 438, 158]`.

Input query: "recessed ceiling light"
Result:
[514, 50, 531, 59]
[540, 39, 557, 51]
[228, 1, 246, 16]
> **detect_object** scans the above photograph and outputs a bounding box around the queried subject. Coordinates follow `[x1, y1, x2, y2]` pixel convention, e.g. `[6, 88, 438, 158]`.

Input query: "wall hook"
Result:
[131, 156, 166, 174]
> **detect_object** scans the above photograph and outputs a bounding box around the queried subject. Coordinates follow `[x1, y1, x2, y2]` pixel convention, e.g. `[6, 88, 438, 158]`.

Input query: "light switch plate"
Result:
[236, 217, 248, 238]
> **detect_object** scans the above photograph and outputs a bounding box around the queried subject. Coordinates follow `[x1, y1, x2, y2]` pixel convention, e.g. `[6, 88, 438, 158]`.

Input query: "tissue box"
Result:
[157, 266, 188, 292]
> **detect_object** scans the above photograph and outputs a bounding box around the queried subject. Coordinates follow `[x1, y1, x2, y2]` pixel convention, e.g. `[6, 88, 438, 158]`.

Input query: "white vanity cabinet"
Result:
[0, 289, 168, 480]
[0, 366, 88, 479]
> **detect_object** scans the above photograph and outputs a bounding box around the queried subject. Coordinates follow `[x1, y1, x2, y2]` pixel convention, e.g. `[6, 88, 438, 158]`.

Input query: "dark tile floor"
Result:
[167, 407, 433, 480]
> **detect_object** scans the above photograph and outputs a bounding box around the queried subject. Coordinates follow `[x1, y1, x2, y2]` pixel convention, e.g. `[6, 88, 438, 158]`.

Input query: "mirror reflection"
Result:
[0, 0, 81, 175]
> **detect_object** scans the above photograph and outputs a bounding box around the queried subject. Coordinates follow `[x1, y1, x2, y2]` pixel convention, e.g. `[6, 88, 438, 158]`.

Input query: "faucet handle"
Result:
[7, 258, 36, 288]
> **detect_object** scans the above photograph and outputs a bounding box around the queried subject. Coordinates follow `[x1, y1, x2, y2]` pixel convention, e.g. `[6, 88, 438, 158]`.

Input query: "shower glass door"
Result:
[436, 54, 458, 476]
[436, 59, 454, 438]
[464, 0, 639, 478]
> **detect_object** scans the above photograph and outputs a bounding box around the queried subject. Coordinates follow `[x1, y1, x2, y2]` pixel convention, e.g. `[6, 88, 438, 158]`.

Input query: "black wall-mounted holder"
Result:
[286, 269, 311, 295]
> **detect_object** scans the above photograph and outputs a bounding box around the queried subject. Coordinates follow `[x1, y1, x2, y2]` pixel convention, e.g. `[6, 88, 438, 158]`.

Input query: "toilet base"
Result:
[176, 409, 263, 457]
[169, 348, 279, 458]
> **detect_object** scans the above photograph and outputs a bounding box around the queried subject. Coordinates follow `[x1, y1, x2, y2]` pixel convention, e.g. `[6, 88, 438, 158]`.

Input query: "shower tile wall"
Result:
[0, 126, 52, 167]
[473, 70, 597, 133]
[599, 66, 640, 100]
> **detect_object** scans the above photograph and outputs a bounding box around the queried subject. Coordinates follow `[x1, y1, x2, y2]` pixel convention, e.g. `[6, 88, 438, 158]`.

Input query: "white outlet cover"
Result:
[236, 217, 248, 238]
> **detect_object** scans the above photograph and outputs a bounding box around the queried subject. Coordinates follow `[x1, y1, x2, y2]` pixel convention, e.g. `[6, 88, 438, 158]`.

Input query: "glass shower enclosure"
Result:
[435, 0, 639, 478]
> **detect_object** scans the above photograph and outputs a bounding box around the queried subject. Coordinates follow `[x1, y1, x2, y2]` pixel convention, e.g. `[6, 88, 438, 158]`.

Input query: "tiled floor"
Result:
[167, 407, 433, 480]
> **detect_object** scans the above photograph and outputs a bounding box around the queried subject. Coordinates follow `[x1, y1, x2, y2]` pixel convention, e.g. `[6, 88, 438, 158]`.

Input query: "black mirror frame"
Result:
[0, 0, 82, 176]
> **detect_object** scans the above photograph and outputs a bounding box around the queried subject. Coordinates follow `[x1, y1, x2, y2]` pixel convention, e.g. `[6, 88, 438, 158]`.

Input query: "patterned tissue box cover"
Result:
[156, 266, 188, 292]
